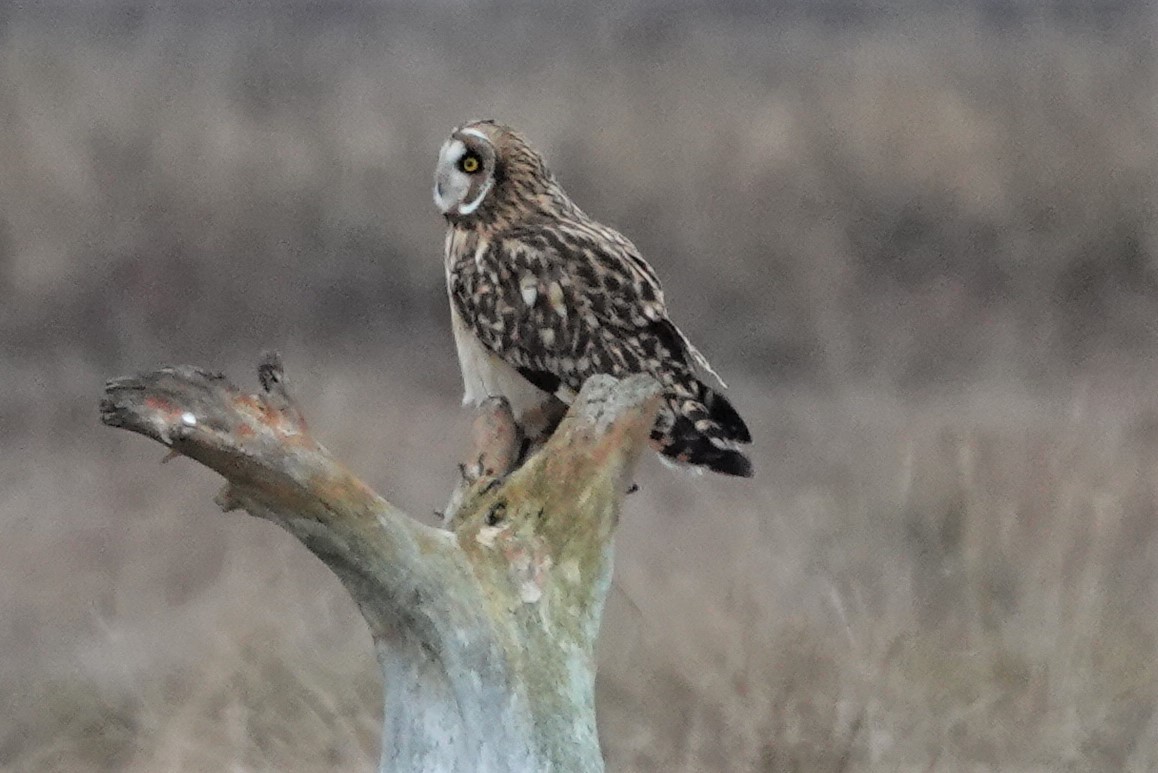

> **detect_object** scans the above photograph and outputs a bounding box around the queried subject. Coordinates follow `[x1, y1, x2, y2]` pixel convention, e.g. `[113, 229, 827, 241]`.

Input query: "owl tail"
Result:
[651, 384, 753, 477]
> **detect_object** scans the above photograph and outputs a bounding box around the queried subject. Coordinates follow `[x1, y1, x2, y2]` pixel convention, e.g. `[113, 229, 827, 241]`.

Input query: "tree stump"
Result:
[100, 353, 662, 773]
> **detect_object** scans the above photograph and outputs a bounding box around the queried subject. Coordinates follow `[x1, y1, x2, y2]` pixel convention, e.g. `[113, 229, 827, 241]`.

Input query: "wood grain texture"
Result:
[101, 355, 661, 773]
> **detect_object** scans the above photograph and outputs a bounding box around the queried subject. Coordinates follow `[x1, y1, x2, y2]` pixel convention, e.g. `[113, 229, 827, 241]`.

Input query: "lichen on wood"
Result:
[101, 352, 661, 773]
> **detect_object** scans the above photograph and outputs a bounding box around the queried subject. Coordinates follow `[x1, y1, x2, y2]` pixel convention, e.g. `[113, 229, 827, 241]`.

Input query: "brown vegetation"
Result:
[2, 3, 1156, 770]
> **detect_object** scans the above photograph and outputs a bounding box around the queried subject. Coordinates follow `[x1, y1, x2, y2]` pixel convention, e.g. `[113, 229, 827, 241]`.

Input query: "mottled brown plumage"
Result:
[434, 120, 752, 476]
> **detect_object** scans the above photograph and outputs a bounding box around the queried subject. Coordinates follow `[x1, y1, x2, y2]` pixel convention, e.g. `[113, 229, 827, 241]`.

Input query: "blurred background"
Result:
[1, 0, 1156, 769]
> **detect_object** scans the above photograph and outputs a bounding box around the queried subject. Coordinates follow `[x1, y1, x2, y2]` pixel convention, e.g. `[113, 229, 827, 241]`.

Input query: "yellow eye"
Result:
[459, 154, 481, 174]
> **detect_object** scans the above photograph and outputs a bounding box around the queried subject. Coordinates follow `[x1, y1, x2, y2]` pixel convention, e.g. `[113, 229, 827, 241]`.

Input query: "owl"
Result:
[434, 120, 752, 477]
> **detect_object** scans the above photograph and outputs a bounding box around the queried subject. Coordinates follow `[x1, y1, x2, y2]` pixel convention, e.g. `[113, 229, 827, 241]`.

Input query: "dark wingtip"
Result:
[654, 400, 754, 478]
[709, 449, 754, 478]
[705, 389, 752, 444]
[659, 435, 754, 477]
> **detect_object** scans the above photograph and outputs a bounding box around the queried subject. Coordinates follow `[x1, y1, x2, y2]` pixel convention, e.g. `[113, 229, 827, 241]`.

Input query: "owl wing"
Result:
[449, 223, 688, 401]
[449, 222, 752, 477]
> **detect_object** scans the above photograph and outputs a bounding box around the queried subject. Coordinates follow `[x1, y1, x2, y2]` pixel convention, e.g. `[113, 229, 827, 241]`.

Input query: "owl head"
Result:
[433, 120, 560, 222]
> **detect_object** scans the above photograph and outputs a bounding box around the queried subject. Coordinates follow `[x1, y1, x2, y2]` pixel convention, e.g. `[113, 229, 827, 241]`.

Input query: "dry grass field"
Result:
[1, 2, 1156, 770]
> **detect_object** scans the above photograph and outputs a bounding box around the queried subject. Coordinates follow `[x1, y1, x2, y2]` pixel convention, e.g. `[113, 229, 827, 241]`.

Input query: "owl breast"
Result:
[449, 304, 551, 420]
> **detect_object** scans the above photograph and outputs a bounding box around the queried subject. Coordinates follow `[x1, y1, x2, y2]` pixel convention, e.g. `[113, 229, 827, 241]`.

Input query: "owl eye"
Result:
[458, 153, 482, 174]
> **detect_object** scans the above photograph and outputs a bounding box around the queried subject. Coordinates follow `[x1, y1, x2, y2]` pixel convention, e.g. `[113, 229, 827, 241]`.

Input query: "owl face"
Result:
[434, 126, 499, 217]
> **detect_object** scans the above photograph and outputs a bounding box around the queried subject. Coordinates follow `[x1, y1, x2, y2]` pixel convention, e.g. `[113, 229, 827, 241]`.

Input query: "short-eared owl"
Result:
[434, 120, 752, 476]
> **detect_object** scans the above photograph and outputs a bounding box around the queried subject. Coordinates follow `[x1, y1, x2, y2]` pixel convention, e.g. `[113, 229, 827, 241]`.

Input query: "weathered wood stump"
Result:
[100, 353, 661, 772]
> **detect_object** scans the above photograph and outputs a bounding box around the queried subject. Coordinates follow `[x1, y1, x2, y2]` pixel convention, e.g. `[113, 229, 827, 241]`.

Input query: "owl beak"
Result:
[433, 171, 453, 213]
